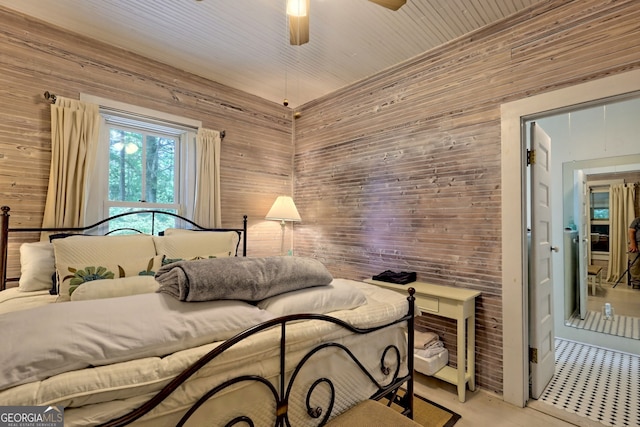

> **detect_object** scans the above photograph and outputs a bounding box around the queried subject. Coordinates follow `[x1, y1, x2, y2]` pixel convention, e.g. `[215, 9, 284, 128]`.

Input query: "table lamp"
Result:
[265, 196, 301, 255]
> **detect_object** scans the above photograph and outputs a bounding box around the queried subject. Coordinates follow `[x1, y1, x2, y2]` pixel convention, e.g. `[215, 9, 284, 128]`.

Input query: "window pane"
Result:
[109, 129, 143, 202]
[107, 207, 178, 235]
[590, 192, 609, 220]
[146, 135, 176, 203]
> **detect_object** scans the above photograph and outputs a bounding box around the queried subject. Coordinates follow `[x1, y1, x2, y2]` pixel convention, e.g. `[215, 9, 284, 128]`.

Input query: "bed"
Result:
[0, 206, 416, 426]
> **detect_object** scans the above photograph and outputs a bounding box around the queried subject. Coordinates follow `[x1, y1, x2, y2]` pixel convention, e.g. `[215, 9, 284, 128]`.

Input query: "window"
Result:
[587, 178, 624, 257]
[106, 123, 180, 233]
[590, 191, 609, 221]
[589, 189, 610, 253]
[82, 94, 201, 233]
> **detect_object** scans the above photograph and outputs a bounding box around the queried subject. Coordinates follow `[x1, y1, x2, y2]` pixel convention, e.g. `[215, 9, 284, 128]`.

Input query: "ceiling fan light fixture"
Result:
[286, 0, 307, 17]
[287, 0, 309, 45]
[285, 0, 403, 46]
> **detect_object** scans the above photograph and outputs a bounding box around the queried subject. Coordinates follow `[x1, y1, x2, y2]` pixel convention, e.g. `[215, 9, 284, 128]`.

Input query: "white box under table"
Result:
[414, 348, 448, 376]
[366, 279, 480, 402]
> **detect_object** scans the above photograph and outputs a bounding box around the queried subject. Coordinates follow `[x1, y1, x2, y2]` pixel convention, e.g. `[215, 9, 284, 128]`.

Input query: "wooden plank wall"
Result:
[1, 0, 639, 399]
[0, 6, 294, 279]
[293, 0, 640, 394]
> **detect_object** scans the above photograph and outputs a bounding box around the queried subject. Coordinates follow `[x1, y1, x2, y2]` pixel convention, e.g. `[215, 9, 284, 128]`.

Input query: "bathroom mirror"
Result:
[562, 156, 640, 327]
[535, 94, 640, 339]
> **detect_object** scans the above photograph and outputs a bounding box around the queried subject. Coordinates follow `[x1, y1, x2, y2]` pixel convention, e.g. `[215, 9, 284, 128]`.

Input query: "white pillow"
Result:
[19, 241, 55, 292]
[53, 234, 157, 266]
[70, 276, 159, 301]
[256, 278, 367, 316]
[56, 255, 164, 302]
[153, 231, 239, 259]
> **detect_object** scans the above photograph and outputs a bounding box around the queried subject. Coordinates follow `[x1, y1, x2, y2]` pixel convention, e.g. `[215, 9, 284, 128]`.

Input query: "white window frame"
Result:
[586, 178, 624, 261]
[104, 121, 182, 211]
[81, 94, 202, 226]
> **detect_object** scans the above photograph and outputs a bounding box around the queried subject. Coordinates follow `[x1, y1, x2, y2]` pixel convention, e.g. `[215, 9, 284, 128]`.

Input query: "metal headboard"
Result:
[0, 206, 248, 290]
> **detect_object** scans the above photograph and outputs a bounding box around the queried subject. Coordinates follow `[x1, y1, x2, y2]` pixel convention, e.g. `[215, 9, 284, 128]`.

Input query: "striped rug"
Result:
[567, 310, 640, 339]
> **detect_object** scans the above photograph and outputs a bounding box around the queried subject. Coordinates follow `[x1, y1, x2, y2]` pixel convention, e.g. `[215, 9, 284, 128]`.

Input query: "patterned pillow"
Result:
[161, 251, 232, 266]
[56, 255, 164, 302]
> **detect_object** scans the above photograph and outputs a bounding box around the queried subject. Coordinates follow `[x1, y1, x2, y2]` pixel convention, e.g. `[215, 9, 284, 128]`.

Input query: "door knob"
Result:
[551, 246, 559, 252]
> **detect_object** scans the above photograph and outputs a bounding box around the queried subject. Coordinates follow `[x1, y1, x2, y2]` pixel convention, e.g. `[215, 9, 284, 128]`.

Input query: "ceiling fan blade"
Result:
[368, 0, 406, 10]
[288, 0, 310, 45]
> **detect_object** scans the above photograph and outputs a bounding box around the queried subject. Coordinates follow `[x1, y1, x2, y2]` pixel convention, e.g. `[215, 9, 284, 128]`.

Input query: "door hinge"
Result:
[529, 347, 538, 364]
[527, 149, 536, 166]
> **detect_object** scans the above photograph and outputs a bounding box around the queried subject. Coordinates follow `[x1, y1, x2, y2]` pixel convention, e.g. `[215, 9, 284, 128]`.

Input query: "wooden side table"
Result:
[365, 279, 481, 402]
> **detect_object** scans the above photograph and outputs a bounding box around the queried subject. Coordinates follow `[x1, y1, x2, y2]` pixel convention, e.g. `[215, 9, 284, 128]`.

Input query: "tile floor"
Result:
[416, 337, 640, 427]
[567, 310, 640, 340]
[538, 338, 640, 427]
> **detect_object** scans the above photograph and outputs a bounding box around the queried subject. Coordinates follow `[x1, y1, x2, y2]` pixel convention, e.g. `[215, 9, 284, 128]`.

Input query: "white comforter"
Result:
[0, 281, 411, 426]
[0, 287, 56, 314]
[0, 293, 276, 391]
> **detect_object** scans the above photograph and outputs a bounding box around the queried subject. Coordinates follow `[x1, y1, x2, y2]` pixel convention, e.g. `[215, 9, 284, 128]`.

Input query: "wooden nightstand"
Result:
[366, 279, 480, 402]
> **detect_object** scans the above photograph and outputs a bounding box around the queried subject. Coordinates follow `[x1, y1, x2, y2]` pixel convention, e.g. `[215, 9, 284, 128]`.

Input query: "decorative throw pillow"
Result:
[56, 255, 164, 302]
[161, 251, 232, 266]
[19, 241, 56, 292]
[70, 276, 160, 301]
[52, 234, 157, 266]
[152, 231, 239, 260]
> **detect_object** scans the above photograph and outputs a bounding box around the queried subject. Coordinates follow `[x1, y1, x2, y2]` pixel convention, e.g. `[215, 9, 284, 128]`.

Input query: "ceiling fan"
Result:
[287, 0, 407, 45]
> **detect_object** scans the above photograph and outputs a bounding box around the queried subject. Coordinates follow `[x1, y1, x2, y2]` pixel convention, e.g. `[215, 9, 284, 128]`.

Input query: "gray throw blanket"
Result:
[155, 256, 333, 302]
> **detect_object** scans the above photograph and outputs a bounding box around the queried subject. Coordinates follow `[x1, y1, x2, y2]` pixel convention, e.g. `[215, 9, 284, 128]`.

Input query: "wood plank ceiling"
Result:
[0, 0, 540, 107]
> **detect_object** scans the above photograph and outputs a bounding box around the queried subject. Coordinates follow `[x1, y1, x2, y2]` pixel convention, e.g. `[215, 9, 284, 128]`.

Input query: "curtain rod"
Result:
[43, 90, 225, 139]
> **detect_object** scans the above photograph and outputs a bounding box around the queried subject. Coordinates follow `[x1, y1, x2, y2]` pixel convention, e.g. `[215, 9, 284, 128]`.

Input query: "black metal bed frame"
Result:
[98, 289, 416, 427]
[0, 205, 415, 425]
[0, 206, 247, 291]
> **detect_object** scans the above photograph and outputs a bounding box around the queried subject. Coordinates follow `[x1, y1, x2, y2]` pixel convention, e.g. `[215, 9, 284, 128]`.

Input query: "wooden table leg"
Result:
[457, 317, 466, 402]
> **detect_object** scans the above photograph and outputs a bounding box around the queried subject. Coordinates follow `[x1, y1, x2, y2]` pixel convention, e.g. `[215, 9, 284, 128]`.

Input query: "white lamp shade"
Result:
[266, 196, 301, 222]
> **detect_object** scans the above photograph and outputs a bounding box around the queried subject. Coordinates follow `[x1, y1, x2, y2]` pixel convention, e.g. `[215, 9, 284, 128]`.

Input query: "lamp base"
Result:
[280, 220, 286, 256]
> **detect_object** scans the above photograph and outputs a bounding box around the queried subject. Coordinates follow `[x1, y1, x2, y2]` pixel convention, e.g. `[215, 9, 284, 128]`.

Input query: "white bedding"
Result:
[0, 287, 56, 314]
[0, 293, 276, 390]
[0, 280, 411, 426]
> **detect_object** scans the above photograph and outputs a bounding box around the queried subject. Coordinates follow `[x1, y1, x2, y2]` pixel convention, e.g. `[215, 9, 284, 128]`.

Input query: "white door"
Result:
[529, 122, 556, 400]
[574, 169, 589, 319]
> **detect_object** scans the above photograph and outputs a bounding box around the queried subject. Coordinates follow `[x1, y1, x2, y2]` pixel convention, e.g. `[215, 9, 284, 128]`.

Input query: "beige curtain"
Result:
[193, 128, 221, 228]
[606, 183, 636, 282]
[42, 97, 101, 229]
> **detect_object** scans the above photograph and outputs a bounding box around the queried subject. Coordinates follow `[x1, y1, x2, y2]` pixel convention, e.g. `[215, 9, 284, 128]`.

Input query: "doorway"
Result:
[522, 100, 640, 425]
[501, 68, 640, 408]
